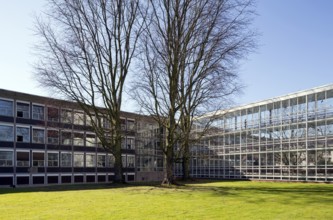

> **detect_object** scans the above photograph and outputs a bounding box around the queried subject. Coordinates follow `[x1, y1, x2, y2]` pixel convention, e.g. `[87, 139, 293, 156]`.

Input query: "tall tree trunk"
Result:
[182, 142, 190, 180]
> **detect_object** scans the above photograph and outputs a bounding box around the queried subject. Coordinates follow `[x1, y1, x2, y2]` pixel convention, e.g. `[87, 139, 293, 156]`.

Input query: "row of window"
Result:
[0, 151, 135, 168]
[0, 124, 135, 148]
[0, 99, 135, 130]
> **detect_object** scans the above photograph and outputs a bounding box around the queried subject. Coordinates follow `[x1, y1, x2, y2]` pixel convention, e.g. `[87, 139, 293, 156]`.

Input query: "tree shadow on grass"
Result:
[0, 182, 161, 195]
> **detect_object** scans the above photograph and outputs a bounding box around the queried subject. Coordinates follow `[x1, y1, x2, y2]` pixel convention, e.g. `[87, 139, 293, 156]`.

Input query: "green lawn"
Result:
[1, 180, 332, 219]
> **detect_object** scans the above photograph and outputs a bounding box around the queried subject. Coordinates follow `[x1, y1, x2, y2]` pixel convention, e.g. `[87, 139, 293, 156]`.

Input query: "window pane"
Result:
[48, 107, 59, 122]
[0, 99, 13, 116]
[0, 125, 14, 141]
[73, 133, 84, 146]
[74, 153, 84, 167]
[61, 153, 72, 167]
[48, 153, 58, 167]
[17, 151, 29, 167]
[48, 130, 59, 144]
[73, 112, 84, 125]
[16, 127, 30, 143]
[0, 151, 13, 166]
[61, 109, 72, 124]
[86, 134, 96, 147]
[108, 155, 115, 167]
[33, 128, 44, 144]
[17, 102, 30, 118]
[33, 152, 44, 167]
[32, 105, 44, 120]
[86, 154, 95, 167]
[97, 155, 106, 167]
[61, 131, 72, 145]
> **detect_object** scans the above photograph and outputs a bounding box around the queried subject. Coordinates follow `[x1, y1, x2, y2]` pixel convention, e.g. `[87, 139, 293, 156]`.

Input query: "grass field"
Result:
[0, 180, 333, 219]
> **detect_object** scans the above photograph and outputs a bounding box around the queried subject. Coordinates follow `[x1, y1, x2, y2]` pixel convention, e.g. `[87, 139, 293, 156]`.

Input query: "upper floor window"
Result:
[74, 153, 84, 167]
[17, 102, 30, 118]
[0, 99, 13, 117]
[16, 151, 29, 167]
[86, 134, 96, 147]
[127, 120, 135, 131]
[107, 154, 115, 168]
[47, 130, 59, 144]
[48, 107, 59, 122]
[86, 153, 96, 167]
[97, 155, 106, 167]
[16, 151, 30, 167]
[47, 152, 59, 167]
[0, 151, 13, 167]
[61, 152, 72, 167]
[61, 109, 72, 124]
[32, 152, 44, 167]
[0, 125, 14, 142]
[32, 105, 44, 120]
[61, 131, 72, 145]
[32, 128, 45, 144]
[73, 112, 84, 125]
[73, 133, 84, 146]
[16, 126, 30, 143]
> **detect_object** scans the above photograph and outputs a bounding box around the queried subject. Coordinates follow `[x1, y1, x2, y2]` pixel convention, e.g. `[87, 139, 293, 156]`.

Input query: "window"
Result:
[0, 99, 13, 116]
[86, 114, 95, 127]
[127, 120, 135, 131]
[0, 125, 14, 141]
[73, 112, 84, 125]
[61, 153, 72, 167]
[33, 152, 44, 167]
[107, 154, 115, 167]
[61, 109, 72, 124]
[127, 138, 135, 150]
[74, 153, 84, 167]
[73, 133, 84, 146]
[32, 128, 44, 144]
[0, 151, 13, 166]
[97, 155, 106, 167]
[48, 130, 59, 144]
[32, 105, 44, 120]
[47, 107, 59, 122]
[61, 131, 72, 145]
[47, 153, 58, 167]
[16, 126, 30, 143]
[86, 154, 96, 167]
[17, 102, 30, 118]
[86, 134, 96, 147]
[16, 151, 29, 167]
[127, 155, 135, 168]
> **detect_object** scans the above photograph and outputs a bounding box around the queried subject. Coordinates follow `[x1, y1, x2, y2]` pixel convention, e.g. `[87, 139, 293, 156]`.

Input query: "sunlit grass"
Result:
[0, 180, 332, 219]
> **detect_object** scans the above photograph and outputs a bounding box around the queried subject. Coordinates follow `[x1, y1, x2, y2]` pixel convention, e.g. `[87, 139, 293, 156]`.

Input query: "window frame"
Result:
[0, 150, 13, 167]
[0, 98, 14, 117]
[32, 104, 45, 121]
[16, 101, 30, 119]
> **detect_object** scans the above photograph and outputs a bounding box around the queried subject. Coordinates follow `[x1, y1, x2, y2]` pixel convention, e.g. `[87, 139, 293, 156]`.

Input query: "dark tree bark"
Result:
[34, 0, 145, 183]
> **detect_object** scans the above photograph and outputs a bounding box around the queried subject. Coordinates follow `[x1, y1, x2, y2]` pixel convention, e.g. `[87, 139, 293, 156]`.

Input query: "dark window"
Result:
[48, 107, 59, 122]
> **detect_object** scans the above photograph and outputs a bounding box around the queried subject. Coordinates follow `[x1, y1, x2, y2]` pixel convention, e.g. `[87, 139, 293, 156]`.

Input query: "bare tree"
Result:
[34, 0, 144, 182]
[133, 0, 256, 183]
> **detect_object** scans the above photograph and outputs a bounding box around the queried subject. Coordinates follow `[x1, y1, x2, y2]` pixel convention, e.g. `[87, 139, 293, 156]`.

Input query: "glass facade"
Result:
[178, 86, 333, 182]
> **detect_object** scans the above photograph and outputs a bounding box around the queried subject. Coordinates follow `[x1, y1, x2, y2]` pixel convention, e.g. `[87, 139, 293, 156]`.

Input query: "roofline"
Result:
[201, 83, 333, 119]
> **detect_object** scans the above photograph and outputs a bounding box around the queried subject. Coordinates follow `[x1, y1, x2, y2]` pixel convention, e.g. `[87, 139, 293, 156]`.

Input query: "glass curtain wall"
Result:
[181, 88, 333, 182]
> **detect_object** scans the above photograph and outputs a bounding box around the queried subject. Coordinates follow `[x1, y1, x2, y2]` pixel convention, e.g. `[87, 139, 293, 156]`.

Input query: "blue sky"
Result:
[0, 0, 332, 111]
